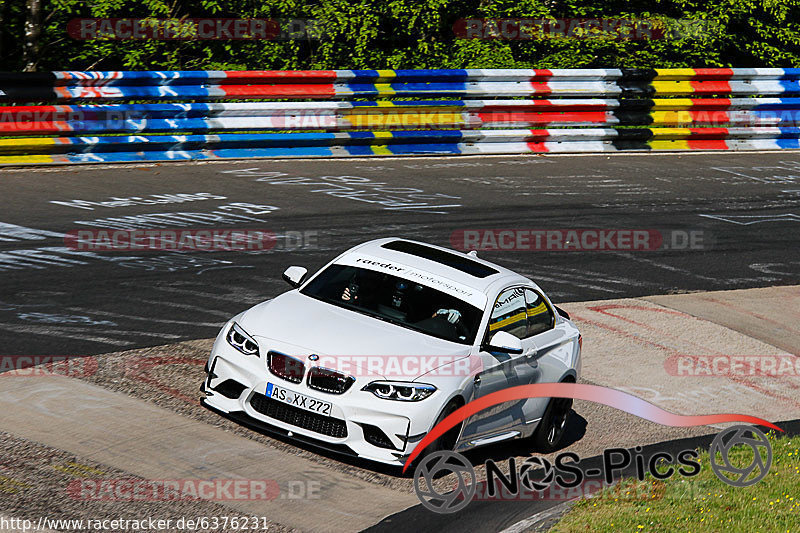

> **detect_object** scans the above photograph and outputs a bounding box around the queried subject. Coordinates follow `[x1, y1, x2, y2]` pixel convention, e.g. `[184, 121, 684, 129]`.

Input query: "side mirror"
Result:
[554, 305, 570, 320]
[282, 266, 308, 288]
[487, 331, 523, 354]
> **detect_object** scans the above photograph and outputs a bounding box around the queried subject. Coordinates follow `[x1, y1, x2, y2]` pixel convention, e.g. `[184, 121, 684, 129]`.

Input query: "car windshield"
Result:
[300, 264, 482, 344]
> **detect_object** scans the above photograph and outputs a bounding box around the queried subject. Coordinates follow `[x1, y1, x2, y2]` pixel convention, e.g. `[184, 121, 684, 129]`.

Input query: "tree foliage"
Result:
[0, 0, 798, 71]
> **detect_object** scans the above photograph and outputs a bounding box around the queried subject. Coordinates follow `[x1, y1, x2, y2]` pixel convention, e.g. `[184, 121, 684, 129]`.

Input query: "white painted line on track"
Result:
[499, 500, 577, 533]
[3, 150, 800, 173]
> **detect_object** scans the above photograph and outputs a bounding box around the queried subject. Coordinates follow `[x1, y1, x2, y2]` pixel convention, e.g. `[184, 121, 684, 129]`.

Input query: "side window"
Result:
[525, 289, 555, 336]
[488, 287, 528, 340]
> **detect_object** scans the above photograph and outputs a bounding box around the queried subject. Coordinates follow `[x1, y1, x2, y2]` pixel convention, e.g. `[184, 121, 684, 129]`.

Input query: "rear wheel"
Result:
[532, 396, 573, 453]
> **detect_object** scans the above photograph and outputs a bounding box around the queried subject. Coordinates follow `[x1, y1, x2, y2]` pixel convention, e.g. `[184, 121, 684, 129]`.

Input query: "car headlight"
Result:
[362, 381, 436, 401]
[226, 322, 259, 356]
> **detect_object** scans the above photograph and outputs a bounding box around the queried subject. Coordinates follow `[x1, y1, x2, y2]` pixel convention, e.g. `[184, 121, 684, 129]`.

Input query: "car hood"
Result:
[239, 291, 471, 379]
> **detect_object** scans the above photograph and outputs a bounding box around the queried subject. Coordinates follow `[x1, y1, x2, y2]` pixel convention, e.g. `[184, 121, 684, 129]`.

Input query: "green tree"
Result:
[0, 0, 797, 71]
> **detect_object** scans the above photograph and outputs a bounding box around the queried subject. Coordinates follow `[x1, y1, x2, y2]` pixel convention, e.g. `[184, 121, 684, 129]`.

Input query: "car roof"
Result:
[340, 238, 533, 296]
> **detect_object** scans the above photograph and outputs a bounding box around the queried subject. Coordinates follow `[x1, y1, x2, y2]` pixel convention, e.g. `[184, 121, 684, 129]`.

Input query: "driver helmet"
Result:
[391, 281, 408, 308]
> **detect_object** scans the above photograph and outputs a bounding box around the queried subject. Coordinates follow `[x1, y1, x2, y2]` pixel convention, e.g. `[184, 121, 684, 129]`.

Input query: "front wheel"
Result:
[406, 399, 463, 475]
[531, 396, 573, 453]
[425, 399, 462, 455]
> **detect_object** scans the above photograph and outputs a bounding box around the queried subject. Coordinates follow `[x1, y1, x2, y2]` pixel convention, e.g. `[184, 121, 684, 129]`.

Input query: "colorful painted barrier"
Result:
[3, 98, 800, 136]
[1, 68, 799, 165]
[1, 127, 797, 165]
[3, 68, 800, 102]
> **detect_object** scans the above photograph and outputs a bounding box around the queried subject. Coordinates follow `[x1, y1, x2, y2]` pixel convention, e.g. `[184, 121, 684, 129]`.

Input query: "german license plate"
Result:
[266, 382, 332, 416]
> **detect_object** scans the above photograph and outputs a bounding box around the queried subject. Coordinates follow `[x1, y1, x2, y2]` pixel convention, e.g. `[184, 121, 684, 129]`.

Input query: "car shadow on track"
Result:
[204, 401, 411, 477]
[460, 409, 588, 466]
[205, 401, 587, 477]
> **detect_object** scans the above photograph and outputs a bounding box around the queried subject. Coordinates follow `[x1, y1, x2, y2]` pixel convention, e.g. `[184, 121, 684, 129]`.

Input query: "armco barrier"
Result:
[4, 98, 800, 136]
[1, 68, 799, 164]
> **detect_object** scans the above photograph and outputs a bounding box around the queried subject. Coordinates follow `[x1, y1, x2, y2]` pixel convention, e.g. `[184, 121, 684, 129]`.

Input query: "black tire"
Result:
[531, 396, 573, 453]
[430, 399, 463, 453]
[406, 399, 463, 475]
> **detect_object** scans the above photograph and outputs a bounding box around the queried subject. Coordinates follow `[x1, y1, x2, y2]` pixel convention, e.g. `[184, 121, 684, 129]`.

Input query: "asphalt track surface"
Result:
[1, 151, 799, 532]
[1, 152, 799, 356]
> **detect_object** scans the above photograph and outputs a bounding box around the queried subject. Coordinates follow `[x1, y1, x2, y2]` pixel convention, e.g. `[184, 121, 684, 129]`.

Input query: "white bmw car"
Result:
[202, 238, 581, 466]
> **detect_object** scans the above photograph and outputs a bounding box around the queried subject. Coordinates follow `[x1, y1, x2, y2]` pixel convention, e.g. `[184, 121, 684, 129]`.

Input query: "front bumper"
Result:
[201, 330, 445, 466]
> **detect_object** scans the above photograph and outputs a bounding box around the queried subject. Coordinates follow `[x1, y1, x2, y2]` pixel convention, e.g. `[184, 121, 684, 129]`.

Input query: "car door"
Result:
[461, 287, 542, 443]
[516, 288, 559, 426]
[526, 287, 576, 376]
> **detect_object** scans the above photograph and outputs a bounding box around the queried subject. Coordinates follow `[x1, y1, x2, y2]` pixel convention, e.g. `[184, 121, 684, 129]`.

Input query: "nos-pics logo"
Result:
[413, 425, 773, 514]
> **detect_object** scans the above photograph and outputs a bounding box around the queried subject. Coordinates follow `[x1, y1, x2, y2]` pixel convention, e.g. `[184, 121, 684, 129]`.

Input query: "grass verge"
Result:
[550, 432, 799, 532]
